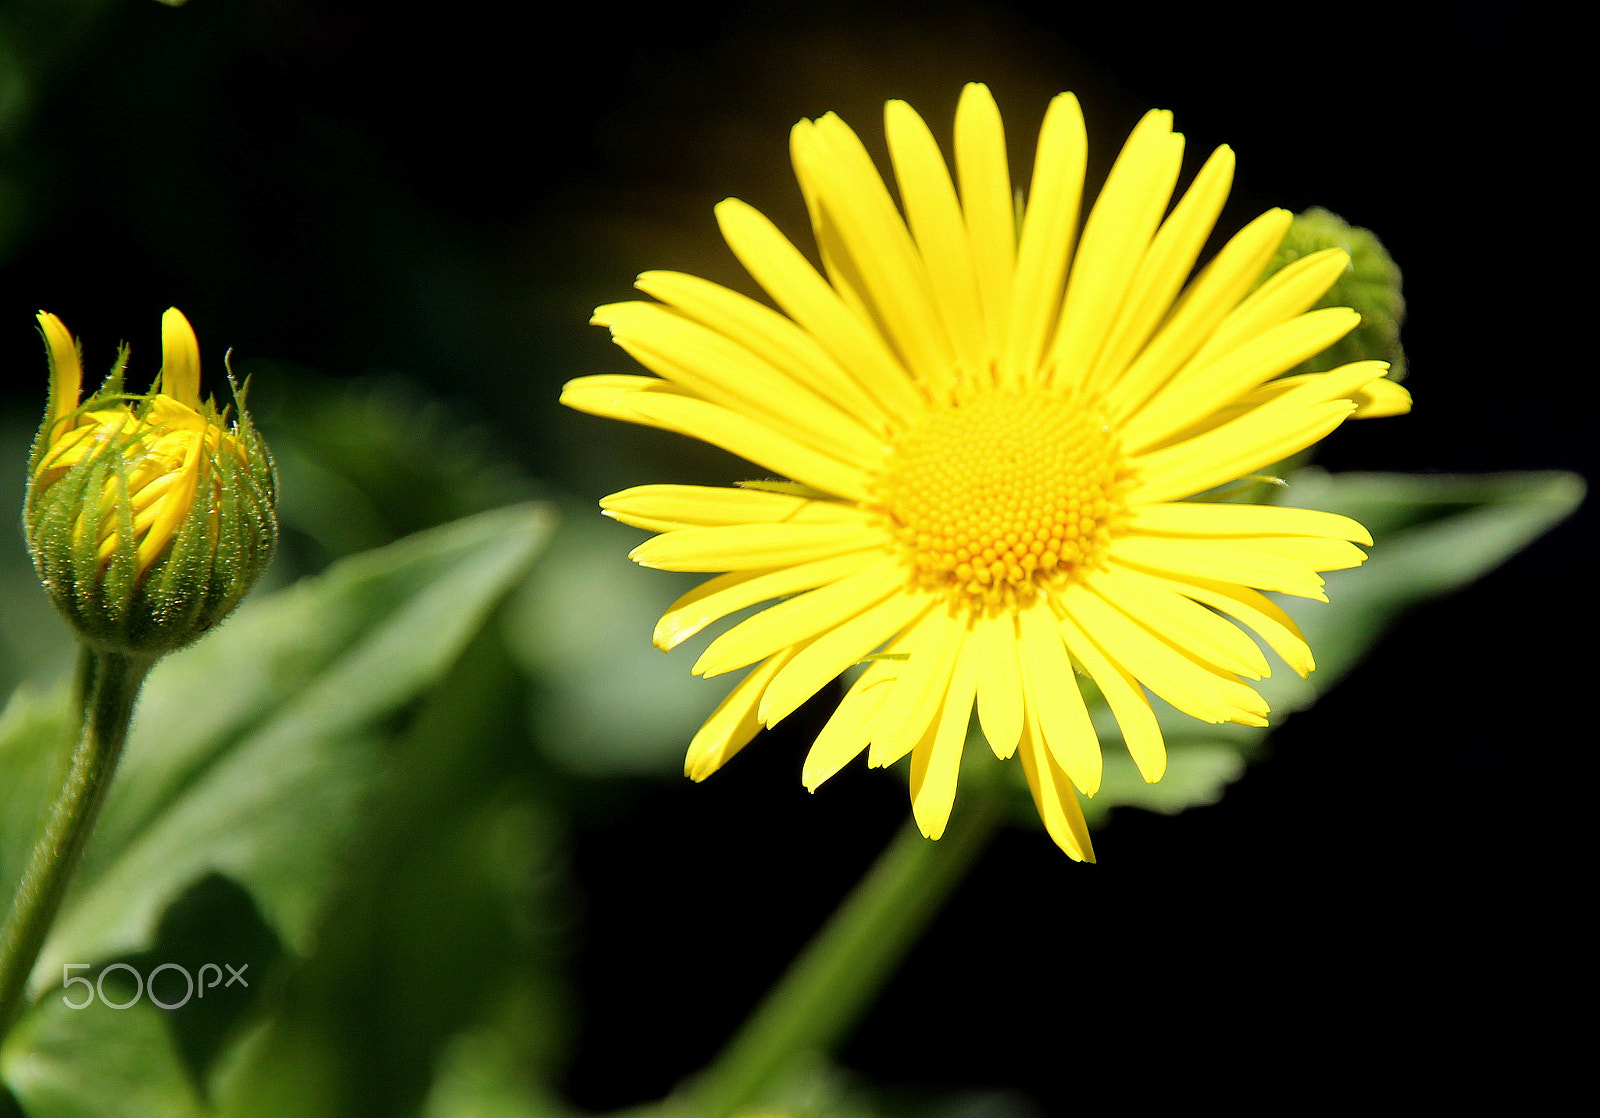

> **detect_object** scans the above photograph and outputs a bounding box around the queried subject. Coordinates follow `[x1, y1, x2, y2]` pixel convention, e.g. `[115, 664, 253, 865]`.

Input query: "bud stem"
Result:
[0, 647, 155, 1040]
[675, 784, 1002, 1118]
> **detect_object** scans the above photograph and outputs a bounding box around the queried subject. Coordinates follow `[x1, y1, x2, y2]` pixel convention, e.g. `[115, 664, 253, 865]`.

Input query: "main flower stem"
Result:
[678, 784, 1003, 1118]
[0, 647, 155, 1040]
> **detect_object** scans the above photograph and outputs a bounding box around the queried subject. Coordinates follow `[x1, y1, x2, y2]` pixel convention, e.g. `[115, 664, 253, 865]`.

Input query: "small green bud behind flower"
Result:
[25, 309, 277, 655]
[1264, 207, 1410, 417]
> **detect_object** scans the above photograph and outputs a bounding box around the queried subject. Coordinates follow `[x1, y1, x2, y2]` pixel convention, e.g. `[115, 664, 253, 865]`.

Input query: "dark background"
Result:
[0, 0, 1588, 1111]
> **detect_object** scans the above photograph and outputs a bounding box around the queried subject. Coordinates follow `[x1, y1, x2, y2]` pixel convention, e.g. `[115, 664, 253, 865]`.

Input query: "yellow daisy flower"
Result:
[563, 83, 1409, 861]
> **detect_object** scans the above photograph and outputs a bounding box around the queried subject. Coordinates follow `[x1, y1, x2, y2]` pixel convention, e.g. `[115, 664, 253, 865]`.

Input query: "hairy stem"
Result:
[0, 648, 154, 1039]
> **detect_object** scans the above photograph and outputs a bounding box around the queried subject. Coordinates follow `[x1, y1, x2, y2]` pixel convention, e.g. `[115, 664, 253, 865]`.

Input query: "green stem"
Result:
[678, 787, 1002, 1118]
[0, 647, 155, 1040]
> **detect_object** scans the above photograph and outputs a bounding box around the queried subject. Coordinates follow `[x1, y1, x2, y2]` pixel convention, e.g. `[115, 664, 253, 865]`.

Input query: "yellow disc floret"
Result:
[875, 389, 1133, 611]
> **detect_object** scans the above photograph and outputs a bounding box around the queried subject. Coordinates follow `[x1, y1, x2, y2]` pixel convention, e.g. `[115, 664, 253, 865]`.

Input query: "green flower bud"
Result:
[1261, 207, 1410, 418]
[24, 309, 278, 656]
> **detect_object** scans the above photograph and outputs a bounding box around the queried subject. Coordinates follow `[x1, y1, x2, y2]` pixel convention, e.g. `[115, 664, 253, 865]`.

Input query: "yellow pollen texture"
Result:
[876, 390, 1131, 610]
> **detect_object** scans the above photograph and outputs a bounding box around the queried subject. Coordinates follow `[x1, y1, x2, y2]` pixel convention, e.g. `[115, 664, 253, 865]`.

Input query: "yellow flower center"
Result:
[875, 389, 1133, 611]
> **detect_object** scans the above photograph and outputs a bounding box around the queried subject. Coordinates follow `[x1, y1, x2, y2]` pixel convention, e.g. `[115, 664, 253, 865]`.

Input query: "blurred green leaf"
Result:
[212, 627, 576, 1118]
[1, 995, 205, 1117]
[0, 503, 553, 1115]
[418, 1025, 573, 1118]
[1275, 470, 1584, 690]
[47, 502, 553, 969]
[253, 371, 540, 575]
[505, 498, 710, 778]
[1083, 469, 1584, 823]
[0, 689, 73, 934]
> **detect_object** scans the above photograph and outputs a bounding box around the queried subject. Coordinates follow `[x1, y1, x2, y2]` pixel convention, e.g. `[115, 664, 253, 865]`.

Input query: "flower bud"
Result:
[24, 309, 278, 655]
[1262, 207, 1410, 418]
[1268, 207, 1408, 375]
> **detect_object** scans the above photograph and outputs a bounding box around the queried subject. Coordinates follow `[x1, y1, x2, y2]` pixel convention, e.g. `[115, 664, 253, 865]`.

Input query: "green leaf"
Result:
[1273, 470, 1584, 694]
[1083, 470, 1584, 822]
[1, 504, 552, 1115]
[0, 689, 73, 929]
[418, 1026, 574, 1118]
[210, 629, 576, 1118]
[2, 995, 205, 1118]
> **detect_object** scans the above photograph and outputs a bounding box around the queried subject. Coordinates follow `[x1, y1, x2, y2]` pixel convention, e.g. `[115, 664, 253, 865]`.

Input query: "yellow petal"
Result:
[1093, 562, 1271, 680]
[867, 608, 965, 769]
[597, 300, 881, 464]
[1126, 500, 1373, 545]
[1058, 581, 1267, 725]
[973, 610, 1024, 760]
[1128, 361, 1390, 504]
[909, 632, 979, 840]
[1016, 722, 1096, 862]
[803, 659, 900, 790]
[715, 198, 923, 420]
[692, 555, 905, 677]
[953, 83, 1015, 364]
[631, 520, 877, 574]
[1113, 532, 1366, 600]
[1047, 109, 1183, 387]
[1121, 306, 1361, 455]
[617, 391, 876, 502]
[797, 110, 955, 392]
[1352, 376, 1412, 418]
[559, 373, 691, 427]
[1018, 600, 1101, 795]
[1187, 247, 1351, 371]
[635, 269, 892, 430]
[1129, 572, 1315, 679]
[1000, 90, 1085, 388]
[1104, 208, 1293, 421]
[159, 308, 202, 409]
[1058, 610, 1167, 782]
[760, 589, 930, 726]
[1084, 143, 1235, 395]
[37, 311, 84, 432]
[602, 483, 866, 533]
[885, 97, 985, 380]
[684, 652, 793, 781]
[653, 553, 877, 652]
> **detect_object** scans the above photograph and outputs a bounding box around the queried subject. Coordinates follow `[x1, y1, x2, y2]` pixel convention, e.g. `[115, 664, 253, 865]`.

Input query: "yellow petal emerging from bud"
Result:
[158, 307, 202, 409]
[38, 312, 85, 432]
[25, 310, 278, 655]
